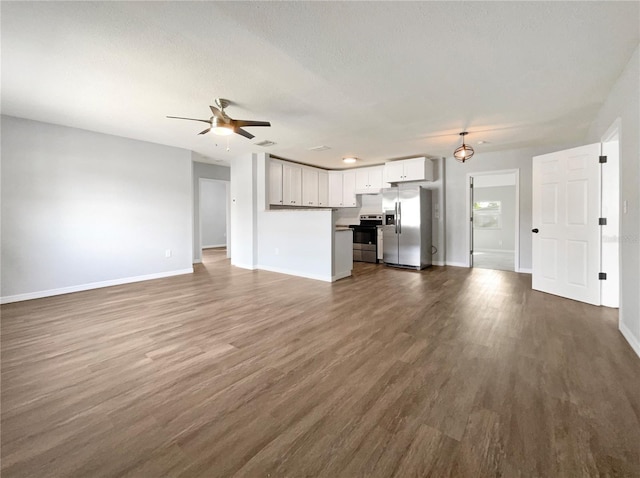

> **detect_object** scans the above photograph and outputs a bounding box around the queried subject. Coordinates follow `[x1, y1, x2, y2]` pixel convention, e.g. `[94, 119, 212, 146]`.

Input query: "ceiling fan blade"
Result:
[235, 120, 271, 128]
[234, 128, 255, 139]
[198, 128, 211, 135]
[209, 106, 225, 120]
[167, 116, 211, 124]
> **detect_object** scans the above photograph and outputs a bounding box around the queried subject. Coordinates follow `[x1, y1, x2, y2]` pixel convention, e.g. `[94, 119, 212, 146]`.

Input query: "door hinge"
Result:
[599, 155, 607, 164]
[599, 217, 607, 226]
[599, 272, 607, 280]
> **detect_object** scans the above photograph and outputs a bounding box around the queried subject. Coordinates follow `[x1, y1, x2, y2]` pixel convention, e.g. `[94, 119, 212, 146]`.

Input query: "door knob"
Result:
[532, 228, 539, 233]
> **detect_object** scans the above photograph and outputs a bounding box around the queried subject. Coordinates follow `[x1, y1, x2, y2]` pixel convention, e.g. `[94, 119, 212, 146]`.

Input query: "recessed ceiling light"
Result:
[343, 157, 357, 164]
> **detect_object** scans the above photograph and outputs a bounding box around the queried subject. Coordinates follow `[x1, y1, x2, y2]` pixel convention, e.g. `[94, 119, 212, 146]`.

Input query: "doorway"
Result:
[198, 178, 230, 260]
[467, 170, 520, 272]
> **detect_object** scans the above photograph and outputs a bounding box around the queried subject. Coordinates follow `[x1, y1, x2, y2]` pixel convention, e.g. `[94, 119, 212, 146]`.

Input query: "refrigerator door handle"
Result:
[394, 202, 398, 234]
[398, 201, 401, 234]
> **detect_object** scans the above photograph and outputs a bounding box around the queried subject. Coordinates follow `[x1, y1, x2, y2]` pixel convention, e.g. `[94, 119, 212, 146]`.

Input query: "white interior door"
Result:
[532, 144, 601, 305]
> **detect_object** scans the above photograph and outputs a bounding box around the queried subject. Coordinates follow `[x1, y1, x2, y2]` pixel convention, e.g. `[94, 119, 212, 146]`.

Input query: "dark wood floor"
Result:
[2, 249, 639, 477]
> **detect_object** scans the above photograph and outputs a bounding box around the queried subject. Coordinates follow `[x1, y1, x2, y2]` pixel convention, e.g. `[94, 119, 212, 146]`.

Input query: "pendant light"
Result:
[454, 131, 474, 162]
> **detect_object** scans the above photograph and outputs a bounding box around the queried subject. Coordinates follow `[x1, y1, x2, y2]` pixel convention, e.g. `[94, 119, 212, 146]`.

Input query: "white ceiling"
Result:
[2, 2, 638, 169]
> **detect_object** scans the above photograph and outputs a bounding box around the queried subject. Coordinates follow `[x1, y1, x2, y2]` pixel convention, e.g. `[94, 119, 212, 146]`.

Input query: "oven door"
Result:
[351, 226, 377, 263]
[352, 227, 377, 245]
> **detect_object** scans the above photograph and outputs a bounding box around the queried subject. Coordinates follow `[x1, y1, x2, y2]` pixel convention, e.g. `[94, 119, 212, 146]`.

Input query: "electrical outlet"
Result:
[165, 249, 172, 258]
[623, 200, 628, 214]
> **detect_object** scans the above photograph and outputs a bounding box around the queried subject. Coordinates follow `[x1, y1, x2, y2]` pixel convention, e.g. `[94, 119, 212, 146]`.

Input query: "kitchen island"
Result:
[255, 208, 353, 282]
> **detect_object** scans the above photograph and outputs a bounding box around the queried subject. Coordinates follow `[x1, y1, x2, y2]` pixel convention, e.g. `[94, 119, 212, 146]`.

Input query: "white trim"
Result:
[232, 262, 257, 270]
[332, 271, 352, 281]
[446, 261, 469, 268]
[257, 264, 341, 282]
[203, 244, 226, 249]
[619, 321, 640, 359]
[518, 268, 533, 274]
[1, 268, 194, 304]
[467, 169, 520, 271]
[474, 248, 516, 253]
[193, 259, 202, 264]
[432, 260, 445, 266]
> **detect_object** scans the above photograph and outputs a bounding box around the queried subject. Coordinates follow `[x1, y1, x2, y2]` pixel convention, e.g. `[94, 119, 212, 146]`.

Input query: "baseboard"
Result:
[474, 249, 515, 253]
[193, 259, 202, 264]
[432, 261, 445, 266]
[257, 264, 335, 282]
[518, 268, 532, 274]
[231, 262, 257, 270]
[1, 268, 194, 304]
[619, 320, 640, 360]
[203, 244, 226, 249]
[446, 261, 469, 268]
[332, 270, 352, 282]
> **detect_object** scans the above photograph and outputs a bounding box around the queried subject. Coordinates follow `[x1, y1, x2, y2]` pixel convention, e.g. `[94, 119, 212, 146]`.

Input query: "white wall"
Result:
[229, 153, 258, 269]
[200, 179, 227, 248]
[191, 157, 230, 262]
[1, 116, 193, 302]
[445, 143, 579, 269]
[588, 44, 640, 357]
[473, 186, 517, 252]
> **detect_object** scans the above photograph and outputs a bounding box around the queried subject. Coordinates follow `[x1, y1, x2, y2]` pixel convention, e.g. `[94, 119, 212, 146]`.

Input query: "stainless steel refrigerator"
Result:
[382, 187, 432, 269]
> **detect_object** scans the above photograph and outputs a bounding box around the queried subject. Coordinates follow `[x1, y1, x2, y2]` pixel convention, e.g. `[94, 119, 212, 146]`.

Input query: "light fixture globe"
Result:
[454, 132, 474, 163]
[211, 117, 234, 136]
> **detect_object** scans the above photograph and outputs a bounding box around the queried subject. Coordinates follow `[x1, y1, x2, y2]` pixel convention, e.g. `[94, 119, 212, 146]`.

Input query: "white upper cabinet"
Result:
[328, 171, 343, 207]
[302, 168, 319, 207]
[318, 171, 329, 207]
[342, 171, 357, 207]
[383, 157, 433, 183]
[269, 159, 283, 205]
[355, 166, 384, 194]
[282, 163, 302, 206]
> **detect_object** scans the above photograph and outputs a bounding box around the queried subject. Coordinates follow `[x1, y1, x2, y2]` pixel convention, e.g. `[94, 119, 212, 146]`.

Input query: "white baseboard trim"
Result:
[474, 249, 515, 253]
[619, 321, 640, 360]
[446, 261, 469, 268]
[332, 270, 352, 282]
[257, 264, 335, 282]
[231, 262, 257, 270]
[1, 268, 194, 304]
[203, 244, 226, 249]
[432, 261, 445, 266]
[193, 259, 202, 264]
[518, 268, 532, 274]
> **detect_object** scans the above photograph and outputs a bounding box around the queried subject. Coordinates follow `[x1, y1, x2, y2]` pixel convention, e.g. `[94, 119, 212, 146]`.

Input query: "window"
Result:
[473, 201, 502, 229]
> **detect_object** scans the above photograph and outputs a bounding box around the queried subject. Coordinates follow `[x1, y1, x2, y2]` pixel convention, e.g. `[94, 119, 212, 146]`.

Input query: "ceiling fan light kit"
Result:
[167, 98, 270, 140]
[454, 131, 474, 163]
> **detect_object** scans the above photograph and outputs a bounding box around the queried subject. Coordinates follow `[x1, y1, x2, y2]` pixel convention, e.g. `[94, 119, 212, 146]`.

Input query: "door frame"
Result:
[198, 178, 231, 260]
[600, 118, 621, 308]
[465, 169, 520, 271]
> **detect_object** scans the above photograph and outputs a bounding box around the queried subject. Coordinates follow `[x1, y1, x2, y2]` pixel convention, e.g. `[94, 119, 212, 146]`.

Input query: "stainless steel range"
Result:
[351, 214, 383, 263]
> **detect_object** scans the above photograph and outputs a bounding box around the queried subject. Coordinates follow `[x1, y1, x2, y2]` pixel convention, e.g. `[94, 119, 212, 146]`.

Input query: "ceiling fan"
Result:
[167, 98, 270, 139]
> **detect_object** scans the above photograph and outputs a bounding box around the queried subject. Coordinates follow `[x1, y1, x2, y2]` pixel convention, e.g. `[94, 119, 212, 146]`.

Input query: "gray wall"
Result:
[200, 179, 227, 248]
[588, 44, 640, 356]
[1, 115, 193, 301]
[473, 186, 516, 251]
[191, 156, 230, 262]
[445, 143, 580, 269]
